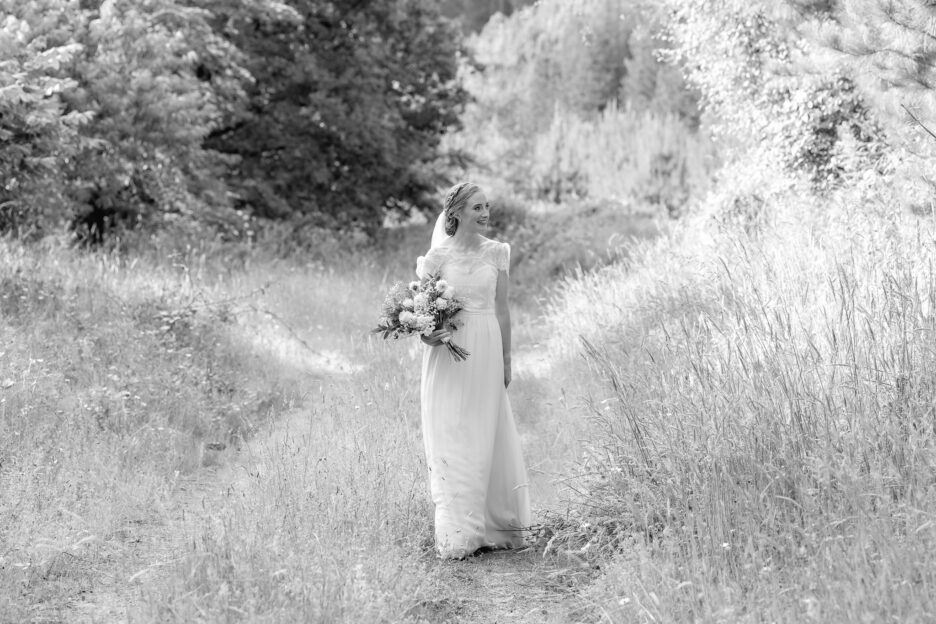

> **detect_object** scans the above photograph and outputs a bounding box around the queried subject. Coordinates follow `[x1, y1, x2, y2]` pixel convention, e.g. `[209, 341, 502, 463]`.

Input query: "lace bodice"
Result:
[416, 239, 510, 312]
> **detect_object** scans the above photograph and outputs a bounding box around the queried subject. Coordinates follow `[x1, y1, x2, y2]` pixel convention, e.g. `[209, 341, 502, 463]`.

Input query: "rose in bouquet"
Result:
[372, 272, 470, 361]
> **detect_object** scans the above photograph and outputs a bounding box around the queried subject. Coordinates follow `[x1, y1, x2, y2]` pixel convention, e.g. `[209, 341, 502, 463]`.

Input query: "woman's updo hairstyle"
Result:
[443, 182, 480, 236]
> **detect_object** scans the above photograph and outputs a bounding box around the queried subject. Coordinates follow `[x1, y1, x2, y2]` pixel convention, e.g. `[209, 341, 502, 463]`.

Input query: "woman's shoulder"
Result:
[479, 236, 510, 250]
[479, 237, 510, 270]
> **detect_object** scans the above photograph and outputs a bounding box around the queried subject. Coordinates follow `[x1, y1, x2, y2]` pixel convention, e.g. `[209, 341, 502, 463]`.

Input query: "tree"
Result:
[64, 0, 262, 241]
[818, 1, 936, 131]
[664, 0, 884, 191]
[0, 1, 89, 234]
[438, 0, 536, 33]
[204, 0, 468, 234]
[3, 0, 467, 242]
[451, 0, 705, 201]
[0, 0, 265, 240]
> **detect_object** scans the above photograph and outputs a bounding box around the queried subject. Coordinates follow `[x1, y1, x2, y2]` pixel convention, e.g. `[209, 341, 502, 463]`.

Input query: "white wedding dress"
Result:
[417, 238, 531, 559]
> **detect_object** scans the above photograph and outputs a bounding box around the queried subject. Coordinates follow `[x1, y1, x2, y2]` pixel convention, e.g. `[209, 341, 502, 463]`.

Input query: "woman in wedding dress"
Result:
[416, 182, 532, 559]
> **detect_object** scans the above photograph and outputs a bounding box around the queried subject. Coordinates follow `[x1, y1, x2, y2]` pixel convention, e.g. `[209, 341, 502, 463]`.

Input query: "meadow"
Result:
[540, 173, 936, 622]
[5, 167, 936, 623]
[0, 209, 655, 622]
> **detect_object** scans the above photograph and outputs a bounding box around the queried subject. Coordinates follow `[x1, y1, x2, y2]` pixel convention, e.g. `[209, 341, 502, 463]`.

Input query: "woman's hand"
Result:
[421, 329, 452, 347]
[503, 359, 512, 387]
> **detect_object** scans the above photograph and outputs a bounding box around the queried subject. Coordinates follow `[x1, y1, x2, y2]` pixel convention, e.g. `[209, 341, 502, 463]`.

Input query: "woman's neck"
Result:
[448, 229, 482, 250]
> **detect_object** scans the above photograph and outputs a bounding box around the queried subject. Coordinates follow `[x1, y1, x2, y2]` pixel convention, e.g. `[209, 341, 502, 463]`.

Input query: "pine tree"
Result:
[65, 0, 258, 241]
[0, 1, 90, 234]
[820, 0, 936, 128]
[669, 0, 888, 184]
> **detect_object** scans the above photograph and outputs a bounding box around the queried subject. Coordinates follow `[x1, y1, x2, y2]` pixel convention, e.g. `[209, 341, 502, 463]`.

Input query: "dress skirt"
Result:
[420, 309, 531, 559]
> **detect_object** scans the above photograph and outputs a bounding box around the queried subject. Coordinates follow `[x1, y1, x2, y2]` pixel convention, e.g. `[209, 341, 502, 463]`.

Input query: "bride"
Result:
[416, 182, 531, 559]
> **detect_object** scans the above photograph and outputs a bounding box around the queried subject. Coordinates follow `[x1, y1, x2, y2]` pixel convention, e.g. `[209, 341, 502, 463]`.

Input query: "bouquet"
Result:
[372, 272, 470, 361]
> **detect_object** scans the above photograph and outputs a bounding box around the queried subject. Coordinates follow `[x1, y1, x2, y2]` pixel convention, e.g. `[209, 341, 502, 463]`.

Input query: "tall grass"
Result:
[0, 237, 302, 621]
[133, 223, 583, 621]
[541, 175, 936, 621]
[140, 349, 442, 622]
[1, 219, 587, 622]
[0, 227, 427, 620]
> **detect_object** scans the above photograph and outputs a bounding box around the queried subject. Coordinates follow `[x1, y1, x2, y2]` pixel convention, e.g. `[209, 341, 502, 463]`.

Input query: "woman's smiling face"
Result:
[459, 191, 489, 234]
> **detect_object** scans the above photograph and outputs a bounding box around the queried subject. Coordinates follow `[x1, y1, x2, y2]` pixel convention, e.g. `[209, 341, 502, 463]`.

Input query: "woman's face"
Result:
[458, 190, 489, 234]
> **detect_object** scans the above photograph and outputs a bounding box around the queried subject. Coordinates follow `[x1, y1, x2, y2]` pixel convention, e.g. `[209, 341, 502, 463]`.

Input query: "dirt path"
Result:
[62, 339, 582, 623]
[420, 549, 583, 624]
[65, 409, 581, 624]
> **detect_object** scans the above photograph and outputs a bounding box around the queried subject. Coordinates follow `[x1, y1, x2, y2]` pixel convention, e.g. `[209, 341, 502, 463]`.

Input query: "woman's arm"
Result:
[495, 268, 512, 387]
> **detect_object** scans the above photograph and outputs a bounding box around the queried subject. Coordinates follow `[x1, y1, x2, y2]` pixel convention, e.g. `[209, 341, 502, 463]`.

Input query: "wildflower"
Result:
[399, 311, 415, 325]
[436, 298, 450, 310]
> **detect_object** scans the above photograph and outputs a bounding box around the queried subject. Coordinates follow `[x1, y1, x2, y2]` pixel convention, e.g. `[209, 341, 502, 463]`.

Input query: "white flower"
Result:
[408, 281, 419, 291]
[435, 298, 450, 310]
[402, 298, 414, 310]
[443, 285, 455, 299]
[435, 279, 448, 291]
[399, 311, 415, 325]
[413, 293, 429, 309]
[412, 315, 433, 334]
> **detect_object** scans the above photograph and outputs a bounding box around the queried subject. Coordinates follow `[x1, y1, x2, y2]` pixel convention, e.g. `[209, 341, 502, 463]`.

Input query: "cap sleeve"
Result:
[416, 247, 444, 279]
[495, 242, 511, 274]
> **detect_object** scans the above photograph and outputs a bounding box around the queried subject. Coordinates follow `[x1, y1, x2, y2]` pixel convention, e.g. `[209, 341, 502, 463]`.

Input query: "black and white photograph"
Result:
[3, 0, 936, 622]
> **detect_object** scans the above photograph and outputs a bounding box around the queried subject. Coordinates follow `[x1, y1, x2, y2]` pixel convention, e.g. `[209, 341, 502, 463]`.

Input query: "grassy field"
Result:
[0, 214, 641, 622]
[4, 181, 936, 622]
